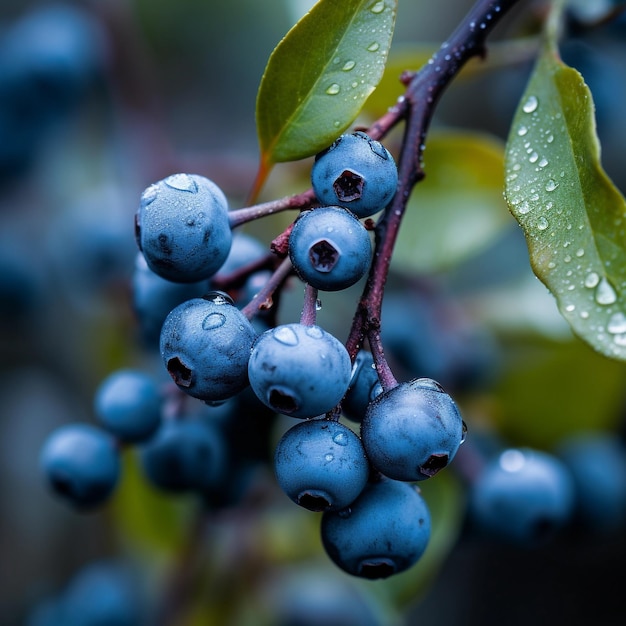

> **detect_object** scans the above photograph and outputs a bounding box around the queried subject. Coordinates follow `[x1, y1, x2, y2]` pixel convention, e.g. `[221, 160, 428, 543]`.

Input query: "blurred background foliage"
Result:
[1, 0, 626, 624]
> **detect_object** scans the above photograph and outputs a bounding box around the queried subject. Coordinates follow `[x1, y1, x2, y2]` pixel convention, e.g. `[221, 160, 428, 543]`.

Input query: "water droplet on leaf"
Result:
[595, 277, 617, 305]
[522, 95, 538, 113]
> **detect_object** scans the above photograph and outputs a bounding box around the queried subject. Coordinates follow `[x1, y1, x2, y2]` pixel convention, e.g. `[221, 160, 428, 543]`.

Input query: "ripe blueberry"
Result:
[94, 369, 162, 444]
[361, 378, 465, 481]
[248, 323, 351, 418]
[311, 132, 398, 218]
[160, 293, 257, 402]
[342, 350, 383, 422]
[40, 423, 120, 510]
[288, 206, 372, 291]
[140, 418, 226, 494]
[321, 476, 431, 579]
[274, 419, 369, 511]
[470, 447, 575, 544]
[557, 432, 626, 532]
[135, 173, 232, 283]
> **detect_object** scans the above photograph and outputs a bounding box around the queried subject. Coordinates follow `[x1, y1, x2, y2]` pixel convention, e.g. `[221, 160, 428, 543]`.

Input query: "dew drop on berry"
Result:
[412, 378, 445, 392]
[273, 326, 299, 346]
[202, 312, 226, 330]
[203, 291, 235, 305]
[164, 173, 198, 193]
[305, 326, 324, 340]
[141, 184, 158, 206]
[333, 432, 349, 446]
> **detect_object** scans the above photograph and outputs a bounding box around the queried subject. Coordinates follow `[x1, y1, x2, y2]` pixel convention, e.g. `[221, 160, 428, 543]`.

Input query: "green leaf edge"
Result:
[504, 41, 626, 362]
[255, 0, 397, 164]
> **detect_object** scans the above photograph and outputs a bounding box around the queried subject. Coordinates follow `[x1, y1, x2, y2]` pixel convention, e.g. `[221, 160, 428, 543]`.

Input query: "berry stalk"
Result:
[345, 0, 523, 364]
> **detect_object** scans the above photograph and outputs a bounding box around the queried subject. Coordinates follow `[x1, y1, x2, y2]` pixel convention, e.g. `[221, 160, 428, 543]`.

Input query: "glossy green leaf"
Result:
[392, 130, 513, 273]
[256, 0, 397, 164]
[504, 44, 626, 361]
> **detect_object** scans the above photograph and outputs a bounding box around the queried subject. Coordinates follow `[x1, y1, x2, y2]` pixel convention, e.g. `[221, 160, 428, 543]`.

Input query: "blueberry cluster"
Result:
[40, 131, 468, 581]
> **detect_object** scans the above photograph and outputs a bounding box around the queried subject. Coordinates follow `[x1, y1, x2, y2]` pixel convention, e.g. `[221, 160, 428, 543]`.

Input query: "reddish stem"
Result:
[345, 0, 522, 374]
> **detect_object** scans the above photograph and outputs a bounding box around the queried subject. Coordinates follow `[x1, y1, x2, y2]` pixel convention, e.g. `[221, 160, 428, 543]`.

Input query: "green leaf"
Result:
[504, 44, 626, 361]
[392, 130, 512, 273]
[256, 0, 397, 164]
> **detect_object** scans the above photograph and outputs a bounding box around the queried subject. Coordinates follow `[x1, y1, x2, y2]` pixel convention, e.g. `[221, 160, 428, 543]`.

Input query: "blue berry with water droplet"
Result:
[311, 132, 398, 218]
[361, 378, 464, 481]
[274, 419, 369, 511]
[342, 350, 383, 422]
[94, 369, 162, 443]
[321, 476, 431, 579]
[135, 173, 232, 283]
[40, 423, 120, 510]
[248, 323, 351, 418]
[288, 206, 371, 291]
[470, 447, 575, 544]
[160, 292, 257, 402]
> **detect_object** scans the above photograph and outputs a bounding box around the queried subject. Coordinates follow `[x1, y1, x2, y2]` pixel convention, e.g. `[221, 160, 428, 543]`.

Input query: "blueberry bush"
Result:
[2, 0, 626, 624]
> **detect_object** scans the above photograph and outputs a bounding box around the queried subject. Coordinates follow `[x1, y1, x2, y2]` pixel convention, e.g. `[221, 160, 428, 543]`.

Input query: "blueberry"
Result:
[557, 432, 626, 532]
[40, 423, 120, 510]
[264, 565, 384, 626]
[274, 419, 369, 511]
[321, 476, 431, 579]
[140, 417, 226, 494]
[470, 448, 575, 544]
[160, 293, 257, 402]
[342, 350, 383, 422]
[94, 369, 162, 444]
[248, 323, 351, 418]
[311, 132, 398, 218]
[135, 173, 232, 283]
[59, 560, 142, 626]
[288, 206, 372, 291]
[131, 252, 207, 347]
[361, 378, 465, 481]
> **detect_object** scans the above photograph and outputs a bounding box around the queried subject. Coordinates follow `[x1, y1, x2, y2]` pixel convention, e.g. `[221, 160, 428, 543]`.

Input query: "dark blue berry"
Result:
[40, 423, 120, 509]
[557, 432, 626, 532]
[311, 132, 398, 218]
[135, 173, 232, 283]
[321, 476, 431, 579]
[288, 206, 372, 291]
[264, 565, 384, 626]
[58, 560, 142, 626]
[274, 419, 369, 511]
[361, 378, 465, 481]
[94, 369, 162, 443]
[132, 252, 207, 346]
[342, 350, 382, 422]
[140, 418, 226, 494]
[248, 323, 351, 418]
[160, 293, 257, 402]
[470, 448, 575, 544]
